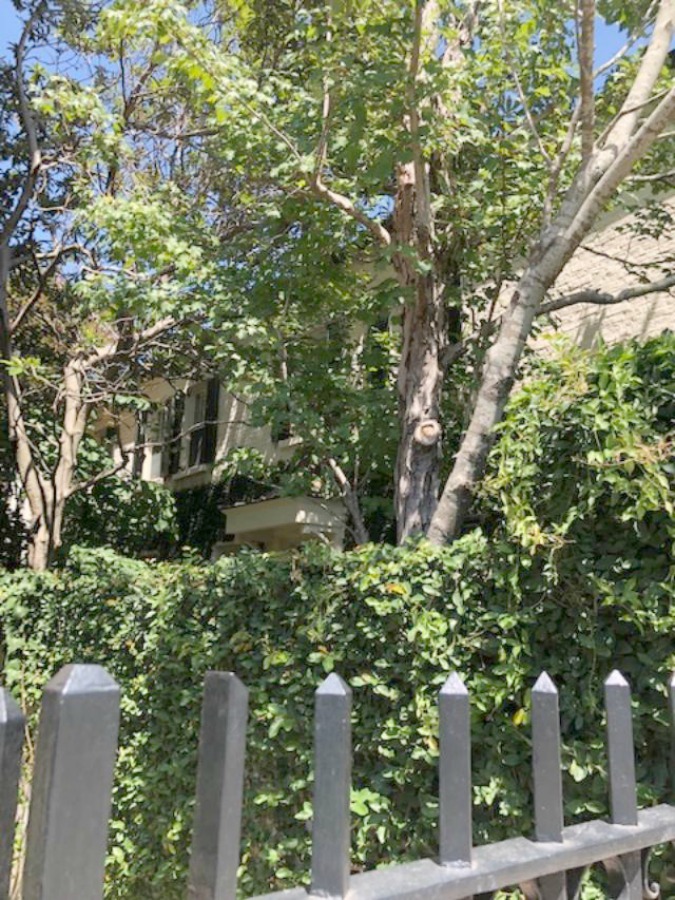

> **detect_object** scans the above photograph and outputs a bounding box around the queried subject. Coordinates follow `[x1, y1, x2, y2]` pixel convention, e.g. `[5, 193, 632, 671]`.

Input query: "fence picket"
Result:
[439, 673, 472, 867]
[22, 665, 119, 900]
[0, 687, 24, 900]
[187, 672, 249, 900]
[310, 673, 351, 899]
[605, 671, 637, 827]
[604, 670, 641, 900]
[531, 672, 567, 900]
[12, 657, 675, 900]
[668, 672, 675, 800]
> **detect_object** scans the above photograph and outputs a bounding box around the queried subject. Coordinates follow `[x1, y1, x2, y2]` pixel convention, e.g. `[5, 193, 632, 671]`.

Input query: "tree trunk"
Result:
[27, 516, 53, 571]
[393, 271, 445, 541]
[392, 156, 447, 542]
[0, 247, 52, 568]
[1, 248, 88, 568]
[426, 265, 550, 545]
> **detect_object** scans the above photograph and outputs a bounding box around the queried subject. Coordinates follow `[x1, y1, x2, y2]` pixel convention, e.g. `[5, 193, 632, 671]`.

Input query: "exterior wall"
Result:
[534, 195, 675, 352]
[94, 378, 298, 488]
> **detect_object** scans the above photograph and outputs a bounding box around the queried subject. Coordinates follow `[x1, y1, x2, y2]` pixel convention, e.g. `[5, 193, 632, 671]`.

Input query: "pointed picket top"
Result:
[23, 664, 120, 900]
[605, 669, 629, 689]
[439, 671, 472, 866]
[532, 670, 564, 848]
[188, 671, 249, 900]
[46, 663, 119, 697]
[205, 670, 249, 705]
[440, 672, 468, 697]
[533, 671, 558, 695]
[316, 672, 351, 698]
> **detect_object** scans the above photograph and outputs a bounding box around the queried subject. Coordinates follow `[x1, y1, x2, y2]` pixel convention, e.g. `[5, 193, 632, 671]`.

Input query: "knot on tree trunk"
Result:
[413, 418, 441, 447]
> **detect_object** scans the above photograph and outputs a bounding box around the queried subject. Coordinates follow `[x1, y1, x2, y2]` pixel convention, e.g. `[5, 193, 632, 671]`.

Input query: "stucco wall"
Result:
[534, 196, 675, 352]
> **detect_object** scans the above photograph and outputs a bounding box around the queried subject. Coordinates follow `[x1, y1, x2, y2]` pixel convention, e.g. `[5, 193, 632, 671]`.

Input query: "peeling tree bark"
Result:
[391, 165, 447, 542]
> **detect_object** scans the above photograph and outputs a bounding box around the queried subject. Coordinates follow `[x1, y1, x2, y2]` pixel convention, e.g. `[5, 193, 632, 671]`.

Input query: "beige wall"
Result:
[534, 195, 675, 352]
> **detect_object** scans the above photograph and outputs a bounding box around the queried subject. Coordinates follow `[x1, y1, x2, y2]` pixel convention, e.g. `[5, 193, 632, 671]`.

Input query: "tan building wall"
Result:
[534, 195, 675, 352]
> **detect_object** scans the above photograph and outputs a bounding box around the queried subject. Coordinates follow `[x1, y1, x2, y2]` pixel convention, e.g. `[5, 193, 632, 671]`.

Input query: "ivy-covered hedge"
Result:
[1, 536, 674, 899]
[1, 335, 675, 897]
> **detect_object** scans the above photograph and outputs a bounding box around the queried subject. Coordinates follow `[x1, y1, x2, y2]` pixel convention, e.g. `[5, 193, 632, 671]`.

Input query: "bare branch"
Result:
[308, 3, 392, 248]
[593, 1, 659, 78]
[310, 171, 392, 249]
[576, 83, 675, 236]
[0, 3, 45, 248]
[539, 272, 675, 315]
[10, 245, 72, 332]
[498, 0, 550, 162]
[66, 457, 130, 499]
[578, 0, 595, 163]
[79, 316, 179, 370]
[600, 0, 675, 152]
[543, 103, 583, 226]
[327, 457, 370, 544]
[628, 167, 675, 183]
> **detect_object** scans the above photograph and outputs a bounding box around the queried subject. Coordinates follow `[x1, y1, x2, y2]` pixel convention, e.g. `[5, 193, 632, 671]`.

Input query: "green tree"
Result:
[0, 2, 222, 567]
[5, 1, 675, 562]
[83, 0, 675, 544]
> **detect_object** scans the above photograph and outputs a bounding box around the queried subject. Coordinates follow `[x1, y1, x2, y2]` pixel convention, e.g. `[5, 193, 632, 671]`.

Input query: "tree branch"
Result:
[10, 245, 71, 332]
[574, 83, 675, 240]
[599, 0, 675, 153]
[66, 457, 130, 499]
[539, 272, 675, 315]
[310, 169, 392, 250]
[79, 316, 179, 370]
[0, 3, 45, 248]
[593, 1, 658, 78]
[578, 0, 595, 163]
[327, 457, 370, 544]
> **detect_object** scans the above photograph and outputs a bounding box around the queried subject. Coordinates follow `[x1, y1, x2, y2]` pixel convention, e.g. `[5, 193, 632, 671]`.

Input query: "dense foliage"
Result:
[0, 435, 179, 562]
[5, 0, 675, 563]
[1, 537, 674, 898]
[1, 335, 674, 896]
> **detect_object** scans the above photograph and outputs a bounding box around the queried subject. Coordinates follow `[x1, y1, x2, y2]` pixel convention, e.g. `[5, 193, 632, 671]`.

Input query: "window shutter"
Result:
[166, 393, 184, 475]
[202, 379, 220, 464]
[133, 412, 147, 477]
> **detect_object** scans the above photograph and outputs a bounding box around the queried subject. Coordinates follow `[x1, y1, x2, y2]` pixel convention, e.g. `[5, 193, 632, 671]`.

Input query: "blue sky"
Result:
[0, 2, 644, 69]
[0, 0, 21, 50]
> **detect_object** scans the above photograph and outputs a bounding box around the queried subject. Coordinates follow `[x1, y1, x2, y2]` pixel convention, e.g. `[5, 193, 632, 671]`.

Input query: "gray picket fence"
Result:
[2, 664, 675, 900]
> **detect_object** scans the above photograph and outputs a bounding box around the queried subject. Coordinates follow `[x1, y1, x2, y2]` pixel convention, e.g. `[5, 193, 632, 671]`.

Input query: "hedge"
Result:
[1, 536, 674, 899]
[2, 335, 675, 896]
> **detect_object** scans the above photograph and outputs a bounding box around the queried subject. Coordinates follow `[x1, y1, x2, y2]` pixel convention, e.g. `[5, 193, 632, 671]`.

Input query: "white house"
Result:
[96, 376, 346, 555]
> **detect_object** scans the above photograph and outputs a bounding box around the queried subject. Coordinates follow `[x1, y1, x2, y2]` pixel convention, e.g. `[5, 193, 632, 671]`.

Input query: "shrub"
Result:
[61, 439, 178, 558]
[1, 335, 675, 896]
[1, 536, 674, 898]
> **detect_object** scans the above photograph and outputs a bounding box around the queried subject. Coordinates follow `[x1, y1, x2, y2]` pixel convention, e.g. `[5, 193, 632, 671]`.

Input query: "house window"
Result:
[188, 379, 219, 467]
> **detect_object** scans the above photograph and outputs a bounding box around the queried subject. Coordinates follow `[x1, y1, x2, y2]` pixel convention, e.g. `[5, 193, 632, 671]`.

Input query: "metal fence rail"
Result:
[1, 663, 675, 899]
